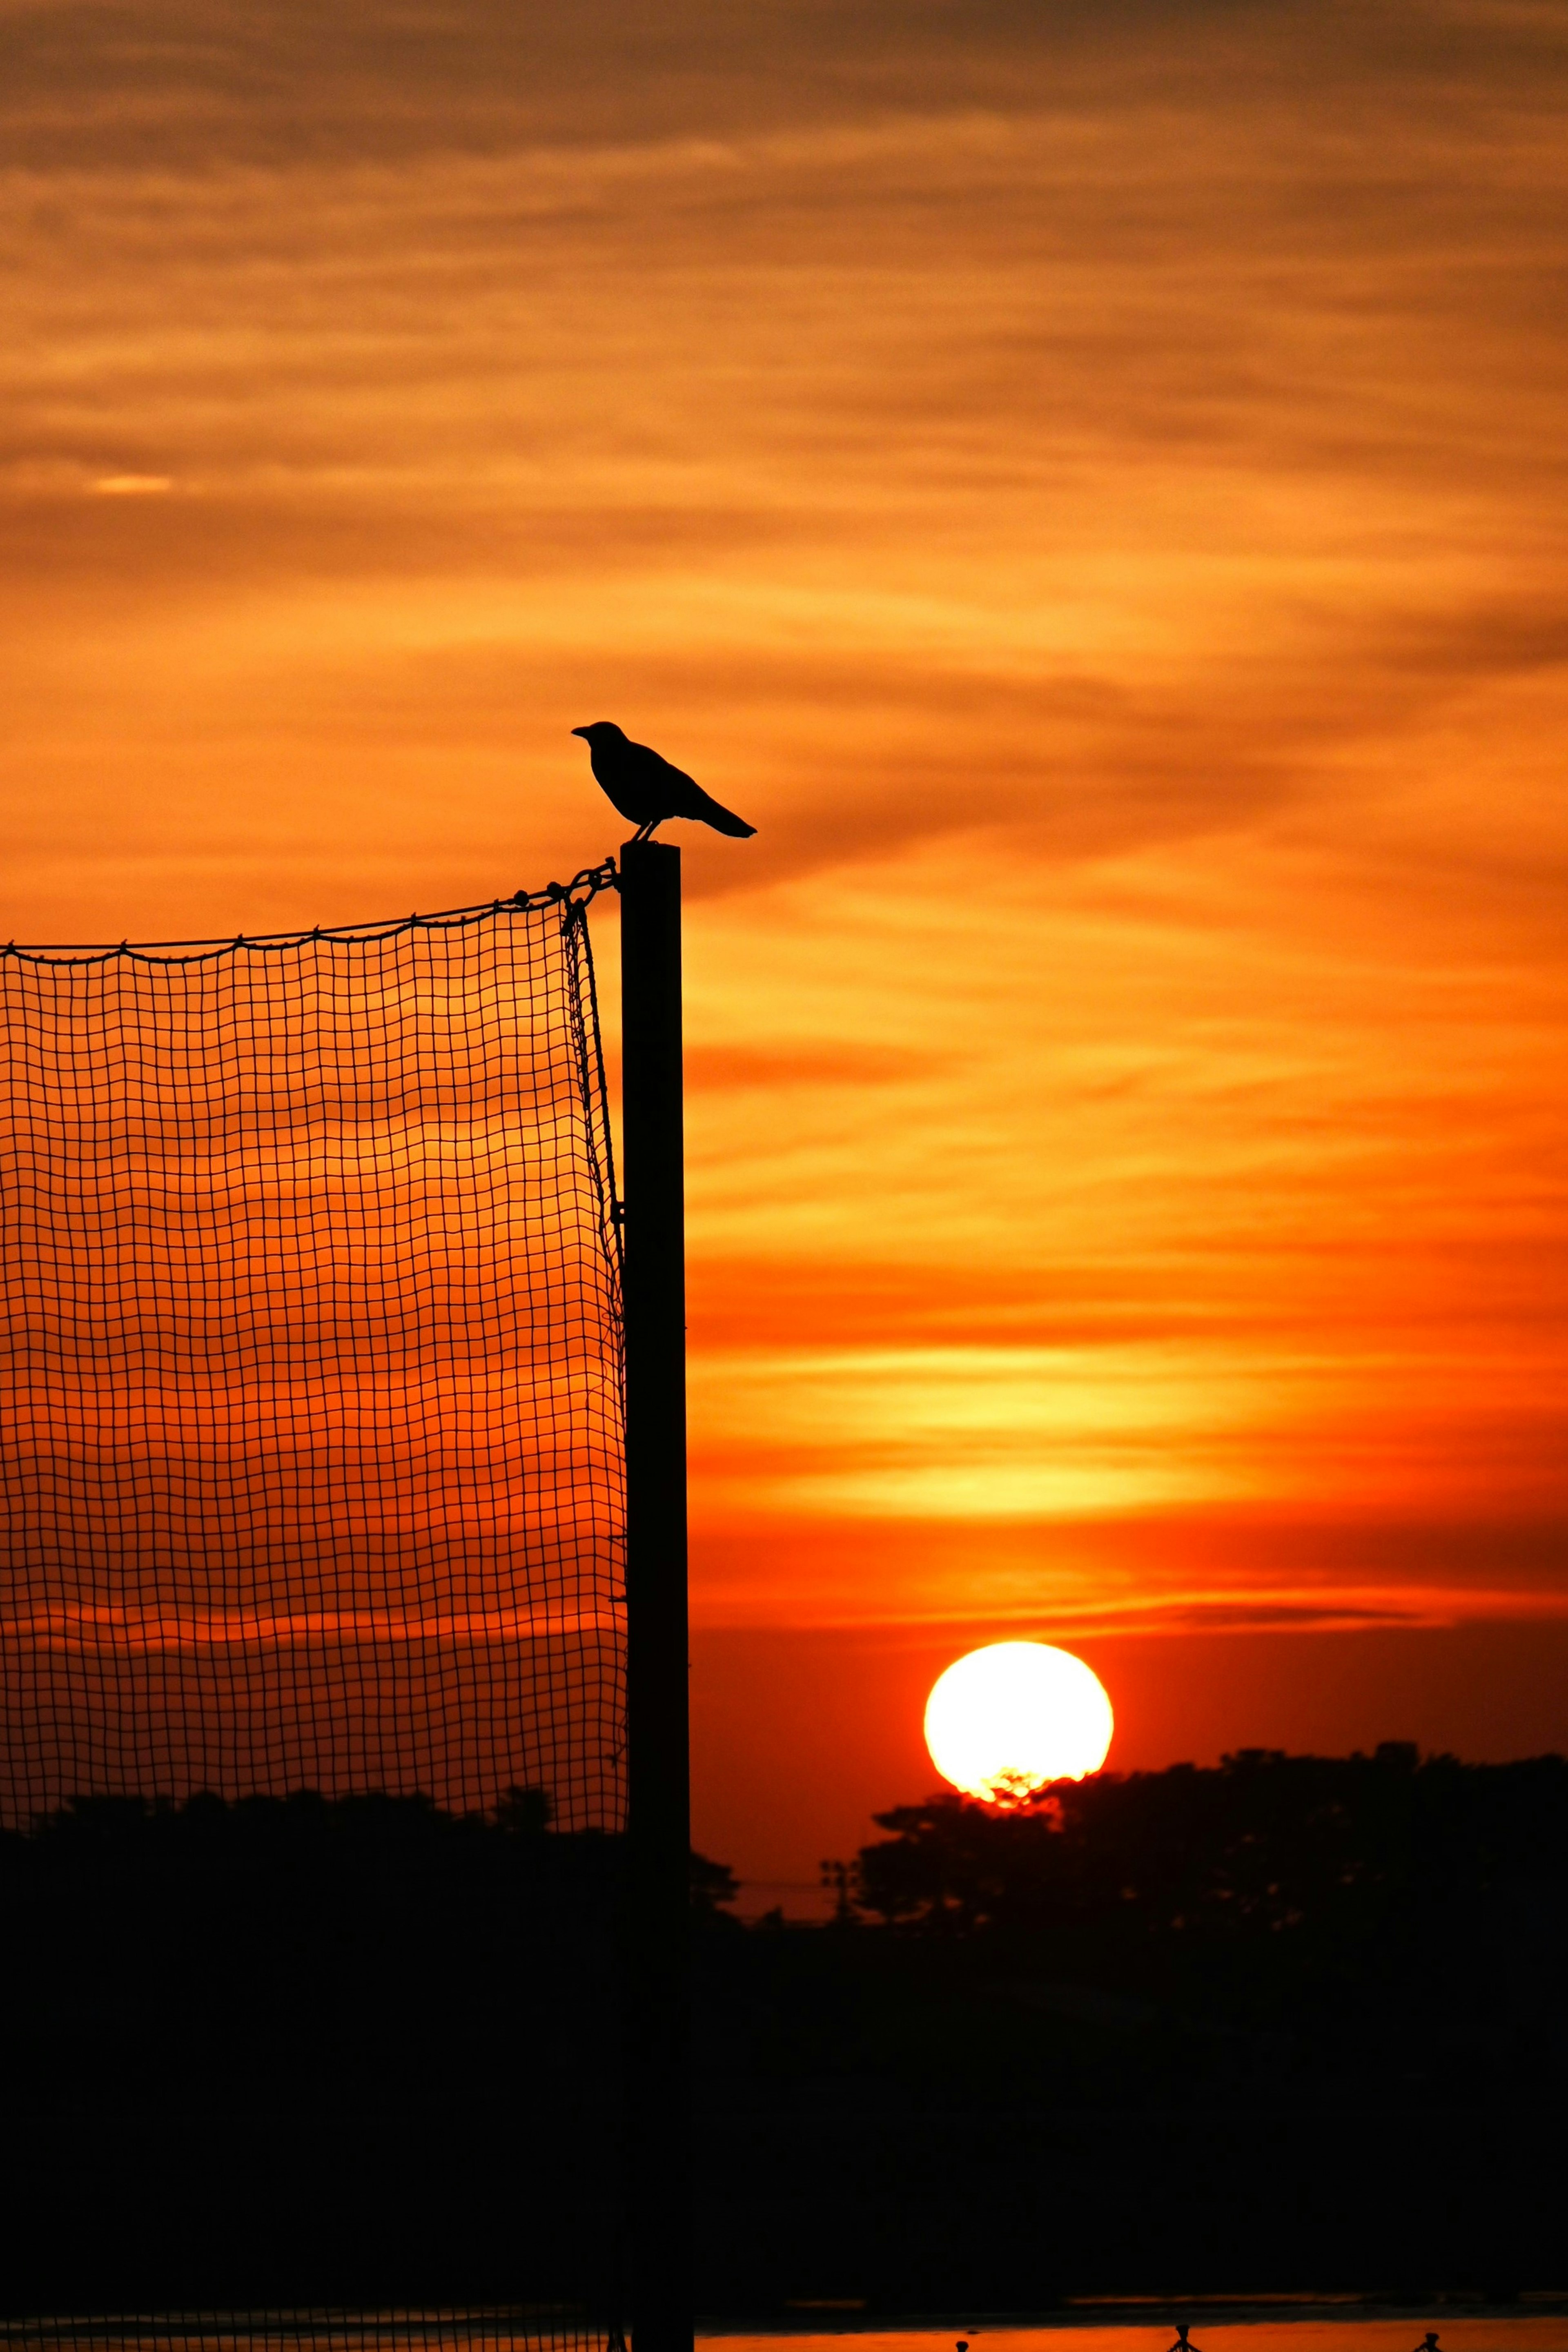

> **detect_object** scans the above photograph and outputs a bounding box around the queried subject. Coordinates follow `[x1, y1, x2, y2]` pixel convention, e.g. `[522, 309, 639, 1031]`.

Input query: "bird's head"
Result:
[571, 722, 626, 745]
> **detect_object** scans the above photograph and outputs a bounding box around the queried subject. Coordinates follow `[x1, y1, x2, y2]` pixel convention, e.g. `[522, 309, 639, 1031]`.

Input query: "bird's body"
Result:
[572, 722, 756, 841]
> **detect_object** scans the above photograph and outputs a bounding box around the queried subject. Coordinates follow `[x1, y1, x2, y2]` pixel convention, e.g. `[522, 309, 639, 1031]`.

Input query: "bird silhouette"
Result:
[572, 722, 756, 842]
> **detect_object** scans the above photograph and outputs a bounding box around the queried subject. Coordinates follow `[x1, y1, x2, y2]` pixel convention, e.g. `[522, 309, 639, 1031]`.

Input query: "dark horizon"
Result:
[6, 1750, 1564, 2311]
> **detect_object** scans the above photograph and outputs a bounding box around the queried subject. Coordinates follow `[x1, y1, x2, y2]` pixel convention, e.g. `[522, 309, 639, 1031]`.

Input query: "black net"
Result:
[0, 2321, 616, 2352]
[0, 869, 628, 2322]
[0, 870, 624, 1830]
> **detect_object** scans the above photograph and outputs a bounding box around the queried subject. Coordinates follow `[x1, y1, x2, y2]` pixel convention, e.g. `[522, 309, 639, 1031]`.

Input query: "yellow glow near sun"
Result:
[924, 1641, 1113, 1804]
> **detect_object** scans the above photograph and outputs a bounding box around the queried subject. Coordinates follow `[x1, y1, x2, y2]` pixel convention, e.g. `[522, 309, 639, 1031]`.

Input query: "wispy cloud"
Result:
[2, 0, 1566, 1680]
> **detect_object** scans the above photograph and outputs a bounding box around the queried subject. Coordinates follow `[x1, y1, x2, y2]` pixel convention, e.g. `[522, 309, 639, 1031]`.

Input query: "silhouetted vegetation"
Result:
[690, 1844, 742, 1919]
[846, 1746, 1568, 1943]
[0, 1788, 623, 2312]
[689, 1749, 1568, 2308]
[706, 1748, 1568, 2117]
[3, 1753, 1564, 2312]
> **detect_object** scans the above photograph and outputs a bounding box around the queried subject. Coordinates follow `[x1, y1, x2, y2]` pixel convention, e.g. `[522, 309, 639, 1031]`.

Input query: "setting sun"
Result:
[924, 1641, 1114, 1805]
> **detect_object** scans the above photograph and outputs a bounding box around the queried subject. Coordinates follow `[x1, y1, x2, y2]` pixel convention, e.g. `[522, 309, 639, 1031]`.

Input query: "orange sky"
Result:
[4, 0, 1566, 1891]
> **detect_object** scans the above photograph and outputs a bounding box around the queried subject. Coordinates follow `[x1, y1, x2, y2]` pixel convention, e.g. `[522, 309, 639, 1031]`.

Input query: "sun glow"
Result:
[924, 1641, 1114, 1804]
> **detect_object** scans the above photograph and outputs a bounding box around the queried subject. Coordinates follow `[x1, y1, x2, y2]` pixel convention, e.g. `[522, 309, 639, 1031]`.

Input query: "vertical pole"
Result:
[619, 838, 692, 2352]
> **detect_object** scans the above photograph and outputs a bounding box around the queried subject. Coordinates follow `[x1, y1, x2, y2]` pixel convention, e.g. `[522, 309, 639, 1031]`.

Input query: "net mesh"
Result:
[0, 869, 625, 1833]
[0, 2319, 615, 2352]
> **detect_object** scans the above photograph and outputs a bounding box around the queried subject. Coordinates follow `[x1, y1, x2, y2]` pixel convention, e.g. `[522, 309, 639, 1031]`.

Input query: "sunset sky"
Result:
[5, 0, 1567, 1897]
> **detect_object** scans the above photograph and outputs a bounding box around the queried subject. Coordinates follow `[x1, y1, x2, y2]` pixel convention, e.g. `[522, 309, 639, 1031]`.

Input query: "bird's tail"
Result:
[696, 791, 757, 839]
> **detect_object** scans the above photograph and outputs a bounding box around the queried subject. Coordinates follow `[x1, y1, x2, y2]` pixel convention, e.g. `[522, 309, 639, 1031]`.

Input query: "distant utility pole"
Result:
[619, 837, 693, 2352]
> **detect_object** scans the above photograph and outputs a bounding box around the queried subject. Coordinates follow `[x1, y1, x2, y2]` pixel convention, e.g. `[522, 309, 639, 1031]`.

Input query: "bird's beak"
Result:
[570, 726, 590, 739]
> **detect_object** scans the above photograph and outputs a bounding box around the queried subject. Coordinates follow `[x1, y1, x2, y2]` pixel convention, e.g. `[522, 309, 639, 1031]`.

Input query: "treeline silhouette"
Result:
[0, 1788, 623, 2312]
[846, 1744, 1568, 1942]
[801, 1745, 1568, 2076]
[694, 1748, 1568, 2308]
[696, 1744, 1568, 2114]
[3, 1752, 1564, 2312]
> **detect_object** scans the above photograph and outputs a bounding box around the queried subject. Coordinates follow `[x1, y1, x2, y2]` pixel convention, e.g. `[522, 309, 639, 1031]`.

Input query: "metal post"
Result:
[619, 838, 693, 2352]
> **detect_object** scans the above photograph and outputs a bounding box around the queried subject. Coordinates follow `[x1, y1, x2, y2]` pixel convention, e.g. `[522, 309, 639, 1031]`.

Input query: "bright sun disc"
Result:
[924, 1641, 1113, 1804]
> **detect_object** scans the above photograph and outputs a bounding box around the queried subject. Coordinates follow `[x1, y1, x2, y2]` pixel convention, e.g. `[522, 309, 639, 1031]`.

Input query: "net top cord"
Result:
[0, 860, 619, 965]
[0, 860, 625, 1833]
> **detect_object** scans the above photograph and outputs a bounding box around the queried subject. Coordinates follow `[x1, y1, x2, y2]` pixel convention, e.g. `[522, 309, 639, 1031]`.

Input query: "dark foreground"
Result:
[2, 1749, 1564, 2315]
